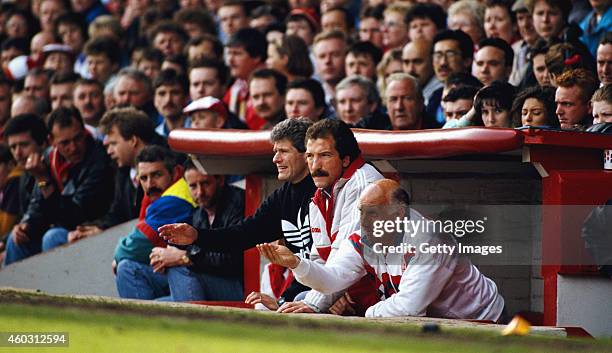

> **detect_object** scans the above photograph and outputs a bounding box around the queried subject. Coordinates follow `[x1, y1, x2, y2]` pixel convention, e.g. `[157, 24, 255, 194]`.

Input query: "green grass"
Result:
[0, 289, 610, 353]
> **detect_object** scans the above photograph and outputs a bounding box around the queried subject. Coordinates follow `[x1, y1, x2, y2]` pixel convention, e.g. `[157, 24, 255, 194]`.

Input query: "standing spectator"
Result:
[432, 30, 474, 84]
[39, 0, 66, 34]
[136, 48, 164, 82]
[0, 77, 11, 132]
[376, 48, 403, 102]
[321, 7, 352, 35]
[42, 44, 75, 76]
[442, 85, 479, 123]
[55, 13, 88, 76]
[4, 107, 114, 265]
[24, 69, 51, 102]
[285, 9, 319, 48]
[185, 34, 224, 64]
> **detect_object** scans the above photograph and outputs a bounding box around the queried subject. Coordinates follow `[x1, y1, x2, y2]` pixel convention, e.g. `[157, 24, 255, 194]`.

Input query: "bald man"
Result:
[258, 179, 505, 320]
[401, 39, 441, 106]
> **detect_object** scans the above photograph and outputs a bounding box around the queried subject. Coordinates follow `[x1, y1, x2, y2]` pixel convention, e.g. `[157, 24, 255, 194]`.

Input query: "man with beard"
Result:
[73, 79, 105, 129]
[153, 70, 190, 138]
[247, 69, 287, 130]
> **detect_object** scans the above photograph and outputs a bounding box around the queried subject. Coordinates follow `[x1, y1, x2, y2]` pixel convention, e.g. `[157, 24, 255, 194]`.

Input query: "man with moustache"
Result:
[73, 79, 105, 129]
[154, 70, 190, 138]
[258, 179, 505, 320]
[428, 30, 474, 125]
[401, 39, 441, 106]
[113, 145, 195, 300]
[247, 69, 287, 130]
[274, 119, 383, 314]
[159, 119, 317, 309]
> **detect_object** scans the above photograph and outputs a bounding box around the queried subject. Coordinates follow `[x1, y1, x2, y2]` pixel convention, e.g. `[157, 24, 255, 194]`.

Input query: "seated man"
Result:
[4, 107, 114, 265]
[113, 145, 193, 300]
[258, 179, 505, 320]
[165, 159, 245, 301]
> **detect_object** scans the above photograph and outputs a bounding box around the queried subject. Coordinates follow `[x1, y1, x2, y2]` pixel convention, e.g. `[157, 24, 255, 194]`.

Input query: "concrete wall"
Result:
[0, 221, 136, 297]
[557, 275, 612, 337]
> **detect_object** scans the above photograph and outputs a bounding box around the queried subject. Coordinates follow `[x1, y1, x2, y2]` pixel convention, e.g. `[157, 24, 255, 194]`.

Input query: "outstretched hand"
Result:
[256, 243, 300, 269]
[158, 223, 198, 245]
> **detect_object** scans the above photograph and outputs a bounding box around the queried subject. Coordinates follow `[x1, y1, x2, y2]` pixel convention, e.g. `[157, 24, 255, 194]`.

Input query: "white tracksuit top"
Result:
[303, 156, 384, 311]
[294, 208, 505, 320]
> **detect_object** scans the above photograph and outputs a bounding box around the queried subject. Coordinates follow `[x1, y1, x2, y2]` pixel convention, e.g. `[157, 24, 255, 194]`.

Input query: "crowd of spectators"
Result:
[0, 0, 610, 317]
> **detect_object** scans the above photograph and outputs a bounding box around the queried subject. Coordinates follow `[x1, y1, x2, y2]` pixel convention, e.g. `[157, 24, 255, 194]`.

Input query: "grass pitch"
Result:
[0, 289, 610, 353]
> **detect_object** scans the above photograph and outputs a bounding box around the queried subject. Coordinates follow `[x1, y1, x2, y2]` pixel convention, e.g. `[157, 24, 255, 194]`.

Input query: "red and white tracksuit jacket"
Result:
[302, 155, 384, 311]
[296, 208, 505, 320]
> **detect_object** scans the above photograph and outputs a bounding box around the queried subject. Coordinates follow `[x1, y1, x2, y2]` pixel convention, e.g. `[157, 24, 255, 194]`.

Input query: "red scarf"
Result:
[49, 148, 73, 193]
[268, 263, 295, 299]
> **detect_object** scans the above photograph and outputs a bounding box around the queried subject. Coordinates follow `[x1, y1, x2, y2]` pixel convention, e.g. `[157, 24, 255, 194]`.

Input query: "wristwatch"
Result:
[181, 254, 191, 265]
[185, 244, 201, 263]
[37, 180, 52, 189]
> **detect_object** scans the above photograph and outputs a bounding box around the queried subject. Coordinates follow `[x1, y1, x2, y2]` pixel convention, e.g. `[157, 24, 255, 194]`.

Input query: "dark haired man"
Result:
[68, 107, 165, 242]
[160, 118, 317, 308]
[345, 41, 383, 81]
[3, 107, 114, 265]
[224, 28, 267, 129]
[474, 38, 514, 86]
[248, 68, 287, 130]
[153, 69, 190, 137]
[285, 78, 327, 122]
